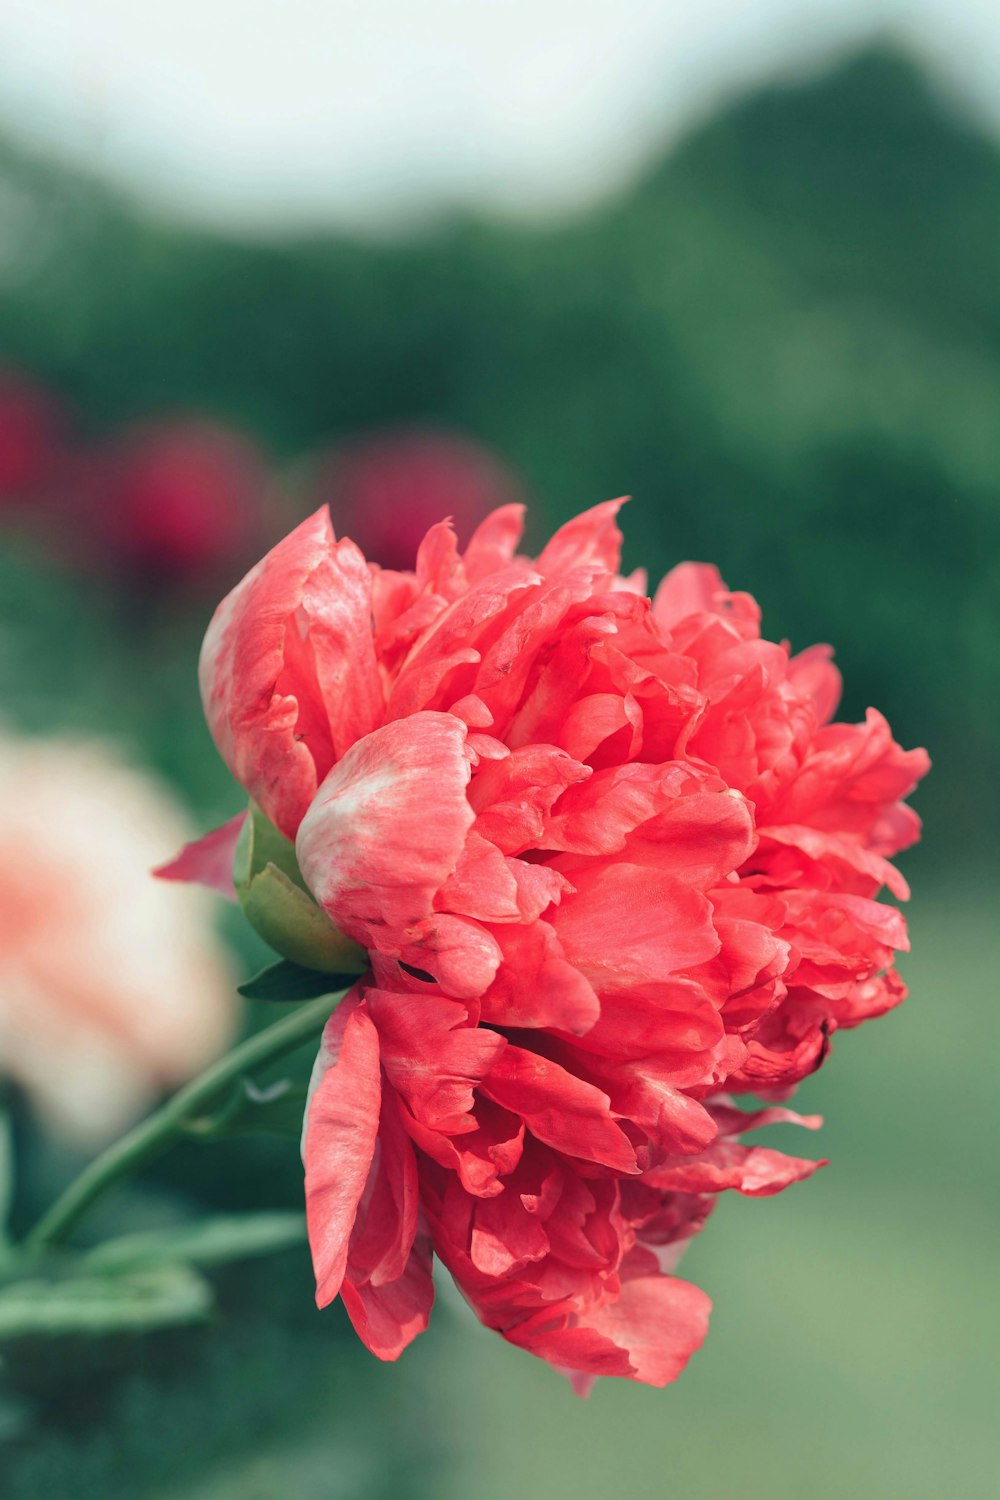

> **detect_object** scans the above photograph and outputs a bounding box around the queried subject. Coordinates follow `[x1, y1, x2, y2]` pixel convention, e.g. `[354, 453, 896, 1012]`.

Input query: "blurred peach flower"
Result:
[0, 732, 238, 1144]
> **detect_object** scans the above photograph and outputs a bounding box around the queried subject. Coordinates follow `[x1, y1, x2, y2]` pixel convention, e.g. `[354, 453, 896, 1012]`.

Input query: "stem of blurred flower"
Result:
[21, 992, 340, 1254]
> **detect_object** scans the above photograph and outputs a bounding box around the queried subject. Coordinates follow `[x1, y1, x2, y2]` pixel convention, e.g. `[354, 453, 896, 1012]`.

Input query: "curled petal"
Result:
[480, 921, 601, 1034]
[534, 498, 625, 577]
[652, 562, 727, 627]
[507, 1271, 711, 1388]
[341, 1228, 434, 1362]
[469, 744, 591, 855]
[304, 1001, 382, 1307]
[340, 1089, 434, 1361]
[482, 1046, 637, 1173]
[297, 712, 473, 934]
[787, 643, 842, 725]
[644, 1135, 824, 1197]
[153, 812, 245, 900]
[199, 509, 383, 837]
[462, 503, 527, 581]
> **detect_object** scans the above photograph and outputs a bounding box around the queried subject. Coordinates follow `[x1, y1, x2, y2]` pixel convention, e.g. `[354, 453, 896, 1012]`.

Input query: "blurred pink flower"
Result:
[0, 733, 238, 1144]
[311, 429, 522, 571]
[0, 367, 66, 503]
[78, 418, 269, 585]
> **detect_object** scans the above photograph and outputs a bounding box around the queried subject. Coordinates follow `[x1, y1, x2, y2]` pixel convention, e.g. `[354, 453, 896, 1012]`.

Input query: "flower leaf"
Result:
[237, 958, 356, 1002]
[0, 1263, 213, 1343]
[85, 1211, 307, 1274]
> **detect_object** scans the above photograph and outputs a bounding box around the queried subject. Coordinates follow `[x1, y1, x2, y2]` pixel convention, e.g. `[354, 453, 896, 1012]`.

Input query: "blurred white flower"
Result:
[0, 731, 238, 1144]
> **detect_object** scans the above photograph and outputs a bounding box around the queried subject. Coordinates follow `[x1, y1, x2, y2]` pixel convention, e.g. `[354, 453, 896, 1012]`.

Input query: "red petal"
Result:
[462, 503, 526, 581]
[199, 508, 383, 838]
[341, 1228, 434, 1361]
[480, 921, 601, 1035]
[787, 643, 842, 724]
[469, 744, 591, 856]
[534, 498, 625, 577]
[582, 1272, 711, 1386]
[551, 863, 720, 991]
[153, 812, 245, 900]
[296, 712, 473, 934]
[365, 988, 506, 1134]
[506, 1272, 710, 1388]
[651, 562, 726, 627]
[346, 1087, 420, 1288]
[304, 1003, 382, 1307]
[482, 1046, 636, 1172]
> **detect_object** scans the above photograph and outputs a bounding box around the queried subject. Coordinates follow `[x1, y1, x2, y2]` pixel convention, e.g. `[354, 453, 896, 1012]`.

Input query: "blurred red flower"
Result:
[80, 418, 268, 585]
[310, 429, 522, 571]
[195, 499, 927, 1388]
[0, 367, 66, 502]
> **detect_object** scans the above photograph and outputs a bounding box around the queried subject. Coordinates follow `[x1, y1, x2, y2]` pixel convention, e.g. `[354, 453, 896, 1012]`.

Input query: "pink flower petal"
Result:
[153, 812, 246, 900]
[296, 712, 474, 935]
[199, 508, 383, 838]
[304, 1001, 382, 1307]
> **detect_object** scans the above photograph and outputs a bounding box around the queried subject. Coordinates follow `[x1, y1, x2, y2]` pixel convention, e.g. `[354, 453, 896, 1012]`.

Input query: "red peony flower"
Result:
[194, 499, 927, 1389]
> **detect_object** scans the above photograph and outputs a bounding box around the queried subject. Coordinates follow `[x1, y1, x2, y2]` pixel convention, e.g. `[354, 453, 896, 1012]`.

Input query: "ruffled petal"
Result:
[551, 863, 721, 991]
[506, 1271, 711, 1388]
[365, 988, 506, 1134]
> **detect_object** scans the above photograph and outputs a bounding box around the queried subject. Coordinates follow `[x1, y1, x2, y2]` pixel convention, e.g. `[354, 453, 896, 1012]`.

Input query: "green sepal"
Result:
[241, 864, 366, 972]
[233, 800, 308, 893]
[234, 803, 366, 975]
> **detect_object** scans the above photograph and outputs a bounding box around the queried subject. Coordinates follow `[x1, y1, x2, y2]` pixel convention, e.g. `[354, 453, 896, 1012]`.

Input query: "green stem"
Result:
[22, 993, 339, 1254]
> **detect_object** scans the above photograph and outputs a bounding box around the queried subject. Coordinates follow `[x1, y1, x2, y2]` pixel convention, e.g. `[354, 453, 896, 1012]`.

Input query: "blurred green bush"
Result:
[1, 49, 997, 859]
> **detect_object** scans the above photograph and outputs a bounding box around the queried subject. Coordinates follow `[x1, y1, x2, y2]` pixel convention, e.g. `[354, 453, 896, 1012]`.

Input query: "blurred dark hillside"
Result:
[1, 47, 996, 856]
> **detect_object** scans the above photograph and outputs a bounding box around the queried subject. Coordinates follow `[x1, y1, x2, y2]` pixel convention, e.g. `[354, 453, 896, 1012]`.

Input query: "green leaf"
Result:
[85, 1212, 307, 1275]
[0, 1264, 212, 1342]
[238, 959, 355, 1002]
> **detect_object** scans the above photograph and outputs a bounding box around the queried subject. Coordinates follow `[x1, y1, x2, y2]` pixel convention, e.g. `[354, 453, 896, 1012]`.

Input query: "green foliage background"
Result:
[0, 47, 995, 1500]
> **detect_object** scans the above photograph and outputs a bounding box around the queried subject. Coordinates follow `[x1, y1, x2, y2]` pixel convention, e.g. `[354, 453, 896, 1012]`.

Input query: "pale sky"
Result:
[0, 0, 998, 231]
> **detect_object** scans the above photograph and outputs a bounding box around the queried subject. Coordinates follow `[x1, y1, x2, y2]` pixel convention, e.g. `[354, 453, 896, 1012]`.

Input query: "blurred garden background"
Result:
[0, 6, 997, 1497]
